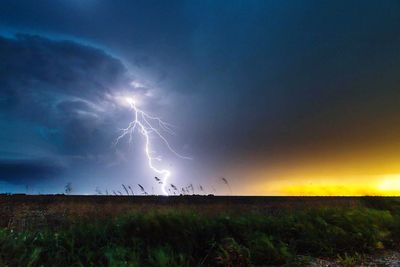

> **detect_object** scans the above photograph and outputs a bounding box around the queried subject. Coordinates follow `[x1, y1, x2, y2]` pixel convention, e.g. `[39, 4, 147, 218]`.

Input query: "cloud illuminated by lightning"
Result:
[115, 97, 190, 195]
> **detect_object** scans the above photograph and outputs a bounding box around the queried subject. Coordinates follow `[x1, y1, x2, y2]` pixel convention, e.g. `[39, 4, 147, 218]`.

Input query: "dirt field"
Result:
[0, 195, 364, 230]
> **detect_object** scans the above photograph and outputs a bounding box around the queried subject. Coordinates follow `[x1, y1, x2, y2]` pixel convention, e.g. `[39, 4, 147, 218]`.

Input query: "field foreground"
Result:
[0, 195, 400, 266]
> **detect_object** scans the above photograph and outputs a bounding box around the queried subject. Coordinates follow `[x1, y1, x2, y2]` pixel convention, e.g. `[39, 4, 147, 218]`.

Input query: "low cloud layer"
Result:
[0, 159, 64, 184]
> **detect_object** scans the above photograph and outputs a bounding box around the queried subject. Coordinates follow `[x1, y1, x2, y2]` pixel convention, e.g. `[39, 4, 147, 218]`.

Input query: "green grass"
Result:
[1, 199, 400, 266]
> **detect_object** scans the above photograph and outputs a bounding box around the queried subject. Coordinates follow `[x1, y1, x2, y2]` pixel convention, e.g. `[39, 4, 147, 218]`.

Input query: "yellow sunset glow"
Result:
[268, 175, 400, 196]
[225, 142, 400, 196]
[377, 175, 400, 194]
[236, 164, 400, 194]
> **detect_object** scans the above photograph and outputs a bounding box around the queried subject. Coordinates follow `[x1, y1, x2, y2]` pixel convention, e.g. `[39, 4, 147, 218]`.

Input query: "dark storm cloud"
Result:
[57, 100, 94, 115]
[0, 159, 64, 184]
[0, 34, 128, 102]
[176, 0, 400, 158]
[0, 34, 138, 185]
[0, 34, 131, 131]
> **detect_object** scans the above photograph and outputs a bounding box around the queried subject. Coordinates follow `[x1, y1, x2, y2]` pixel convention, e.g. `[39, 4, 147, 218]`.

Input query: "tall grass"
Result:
[1, 202, 400, 266]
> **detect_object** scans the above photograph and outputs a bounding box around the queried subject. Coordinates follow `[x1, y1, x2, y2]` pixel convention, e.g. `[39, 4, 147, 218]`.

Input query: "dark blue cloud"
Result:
[0, 34, 130, 134]
[0, 34, 139, 187]
[0, 159, 64, 184]
[0, 34, 128, 103]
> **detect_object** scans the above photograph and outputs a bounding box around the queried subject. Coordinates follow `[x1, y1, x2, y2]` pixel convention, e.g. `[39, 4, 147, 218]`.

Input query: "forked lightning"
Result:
[115, 97, 190, 195]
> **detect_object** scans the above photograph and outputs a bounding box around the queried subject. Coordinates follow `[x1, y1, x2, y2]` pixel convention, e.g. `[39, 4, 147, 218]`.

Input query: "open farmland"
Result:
[0, 195, 364, 229]
[0, 196, 400, 266]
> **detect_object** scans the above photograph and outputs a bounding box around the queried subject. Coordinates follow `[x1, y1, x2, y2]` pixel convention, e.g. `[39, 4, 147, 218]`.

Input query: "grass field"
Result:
[0, 195, 399, 266]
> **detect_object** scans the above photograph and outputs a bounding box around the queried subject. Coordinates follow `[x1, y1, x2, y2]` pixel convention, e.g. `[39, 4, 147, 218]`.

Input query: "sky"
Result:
[0, 0, 400, 195]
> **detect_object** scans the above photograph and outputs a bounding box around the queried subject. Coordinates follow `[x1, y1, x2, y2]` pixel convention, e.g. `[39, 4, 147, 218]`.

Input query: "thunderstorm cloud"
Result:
[0, 35, 143, 188]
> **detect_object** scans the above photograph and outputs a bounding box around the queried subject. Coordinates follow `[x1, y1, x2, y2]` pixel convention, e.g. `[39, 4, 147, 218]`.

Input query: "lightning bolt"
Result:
[115, 97, 190, 195]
